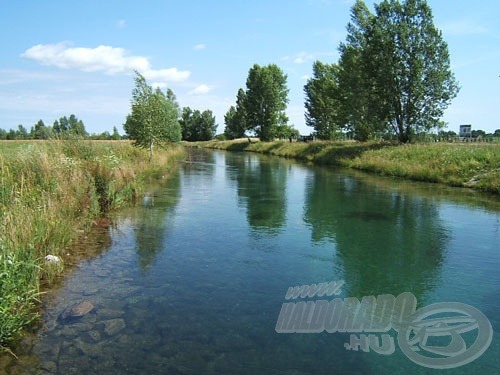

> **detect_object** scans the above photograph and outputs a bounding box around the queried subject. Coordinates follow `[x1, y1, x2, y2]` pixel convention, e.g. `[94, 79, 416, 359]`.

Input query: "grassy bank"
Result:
[0, 140, 184, 351]
[189, 139, 499, 194]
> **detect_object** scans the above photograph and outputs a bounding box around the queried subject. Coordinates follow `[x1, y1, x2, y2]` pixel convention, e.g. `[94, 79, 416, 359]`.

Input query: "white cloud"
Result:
[282, 51, 337, 65]
[21, 42, 191, 83]
[293, 52, 316, 64]
[142, 68, 191, 83]
[193, 44, 206, 51]
[188, 84, 211, 95]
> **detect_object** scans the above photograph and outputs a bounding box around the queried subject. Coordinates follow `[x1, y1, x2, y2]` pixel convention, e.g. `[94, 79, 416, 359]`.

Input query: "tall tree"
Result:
[338, 0, 459, 142]
[304, 61, 343, 140]
[370, 0, 459, 142]
[244, 64, 289, 141]
[224, 88, 248, 139]
[17, 124, 29, 139]
[124, 72, 181, 160]
[31, 119, 53, 139]
[337, 0, 386, 141]
[112, 126, 121, 140]
[68, 114, 87, 137]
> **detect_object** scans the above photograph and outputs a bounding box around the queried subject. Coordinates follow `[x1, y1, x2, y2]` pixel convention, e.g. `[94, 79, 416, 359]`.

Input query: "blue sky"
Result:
[0, 0, 499, 135]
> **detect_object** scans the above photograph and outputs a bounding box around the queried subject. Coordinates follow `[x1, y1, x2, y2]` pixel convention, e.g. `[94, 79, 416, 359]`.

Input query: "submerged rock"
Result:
[59, 300, 94, 322]
[101, 318, 126, 336]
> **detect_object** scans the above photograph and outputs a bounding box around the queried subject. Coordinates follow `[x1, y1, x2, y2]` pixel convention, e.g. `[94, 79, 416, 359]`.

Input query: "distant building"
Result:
[459, 124, 472, 138]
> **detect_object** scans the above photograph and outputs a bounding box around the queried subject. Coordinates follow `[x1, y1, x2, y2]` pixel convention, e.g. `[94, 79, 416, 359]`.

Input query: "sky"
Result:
[0, 0, 499, 136]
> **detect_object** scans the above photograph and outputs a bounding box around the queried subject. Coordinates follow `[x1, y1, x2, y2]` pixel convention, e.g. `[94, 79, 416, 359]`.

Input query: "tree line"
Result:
[0, 115, 123, 140]
[224, 0, 462, 143]
[126, 0, 499, 147]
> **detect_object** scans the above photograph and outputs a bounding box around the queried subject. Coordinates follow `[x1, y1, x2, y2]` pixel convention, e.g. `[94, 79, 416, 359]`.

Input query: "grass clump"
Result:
[0, 140, 184, 350]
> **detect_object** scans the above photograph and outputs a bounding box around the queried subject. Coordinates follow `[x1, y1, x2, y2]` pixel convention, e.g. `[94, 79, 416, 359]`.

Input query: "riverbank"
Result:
[0, 140, 185, 352]
[189, 139, 499, 194]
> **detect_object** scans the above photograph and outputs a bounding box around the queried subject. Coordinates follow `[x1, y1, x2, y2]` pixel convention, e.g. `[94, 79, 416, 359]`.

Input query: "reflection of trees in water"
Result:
[231, 153, 288, 235]
[182, 147, 216, 176]
[132, 173, 182, 273]
[304, 168, 448, 299]
[134, 149, 216, 272]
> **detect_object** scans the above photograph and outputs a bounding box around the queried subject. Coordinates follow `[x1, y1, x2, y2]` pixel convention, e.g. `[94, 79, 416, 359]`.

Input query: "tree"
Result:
[124, 72, 181, 160]
[224, 88, 248, 139]
[17, 124, 29, 139]
[31, 119, 53, 139]
[68, 114, 87, 137]
[304, 61, 343, 140]
[244, 64, 289, 141]
[198, 109, 217, 141]
[337, 0, 386, 141]
[180, 107, 218, 141]
[340, 0, 459, 142]
[59, 116, 69, 133]
[52, 120, 61, 136]
[111, 126, 121, 140]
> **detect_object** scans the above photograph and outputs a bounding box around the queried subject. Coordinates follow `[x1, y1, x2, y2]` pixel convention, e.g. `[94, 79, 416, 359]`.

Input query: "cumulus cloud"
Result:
[193, 44, 206, 51]
[188, 84, 211, 95]
[21, 42, 190, 83]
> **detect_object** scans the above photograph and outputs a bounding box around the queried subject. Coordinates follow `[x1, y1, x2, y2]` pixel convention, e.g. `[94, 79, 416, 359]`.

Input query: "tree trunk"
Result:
[149, 141, 153, 162]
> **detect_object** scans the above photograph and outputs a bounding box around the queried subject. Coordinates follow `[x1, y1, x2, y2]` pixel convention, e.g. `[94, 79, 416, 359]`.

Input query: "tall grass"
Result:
[190, 139, 499, 194]
[0, 140, 184, 350]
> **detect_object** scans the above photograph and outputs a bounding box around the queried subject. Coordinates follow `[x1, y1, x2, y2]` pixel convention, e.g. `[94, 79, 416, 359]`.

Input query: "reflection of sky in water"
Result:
[6, 149, 500, 374]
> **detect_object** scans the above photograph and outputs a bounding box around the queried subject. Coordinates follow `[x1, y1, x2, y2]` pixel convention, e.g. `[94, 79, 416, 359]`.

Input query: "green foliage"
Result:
[244, 64, 289, 141]
[53, 115, 88, 138]
[124, 72, 181, 160]
[180, 107, 218, 141]
[224, 88, 247, 139]
[337, 0, 385, 141]
[304, 61, 343, 140]
[275, 124, 300, 140]
[334, 0, 459, 142]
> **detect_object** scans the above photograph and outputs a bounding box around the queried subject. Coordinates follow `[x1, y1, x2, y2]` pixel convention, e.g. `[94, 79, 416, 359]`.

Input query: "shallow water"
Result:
[4, 148, 500, 374]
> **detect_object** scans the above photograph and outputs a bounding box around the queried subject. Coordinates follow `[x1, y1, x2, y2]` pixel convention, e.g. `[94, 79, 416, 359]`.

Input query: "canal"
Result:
[5, 148, 500, 374]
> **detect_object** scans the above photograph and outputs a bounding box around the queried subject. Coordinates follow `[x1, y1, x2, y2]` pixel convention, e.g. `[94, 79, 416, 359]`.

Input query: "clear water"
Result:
[4, 148, 500, 374]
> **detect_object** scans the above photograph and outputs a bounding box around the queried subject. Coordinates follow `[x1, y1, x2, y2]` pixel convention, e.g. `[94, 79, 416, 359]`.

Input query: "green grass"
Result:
[0, 140, 184, 351]
[188, 139, 500, 194]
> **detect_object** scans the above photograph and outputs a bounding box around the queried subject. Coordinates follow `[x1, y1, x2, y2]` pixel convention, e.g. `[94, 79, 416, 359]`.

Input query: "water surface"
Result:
[5, 148, 500, 374]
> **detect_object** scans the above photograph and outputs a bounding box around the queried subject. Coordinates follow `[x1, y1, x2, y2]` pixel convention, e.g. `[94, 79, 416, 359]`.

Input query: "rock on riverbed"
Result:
[59, 300, 94, 322]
